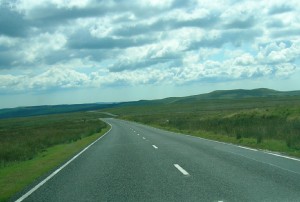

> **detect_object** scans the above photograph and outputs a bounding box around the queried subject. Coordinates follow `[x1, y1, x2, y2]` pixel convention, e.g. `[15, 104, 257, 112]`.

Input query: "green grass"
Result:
[0, 112, 110, 201]
[148, 124, 299, 157]
[0, 123, 110, 202]
[106, 96, 300, 157]
[0, 112, 107, 165]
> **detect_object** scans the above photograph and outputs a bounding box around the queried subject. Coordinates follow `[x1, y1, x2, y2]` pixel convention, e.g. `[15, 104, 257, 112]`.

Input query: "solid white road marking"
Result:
[227, 151, 300, 175]
[174, 164, 190, 176]
[266, 152, 300, 162]
[152, 145, 158, 149]
[238, 146, 257, 151]
[15, 123, 113, 202]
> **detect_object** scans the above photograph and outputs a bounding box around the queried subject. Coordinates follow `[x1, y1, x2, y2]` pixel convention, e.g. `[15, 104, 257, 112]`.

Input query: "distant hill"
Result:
[1, 88, 300, 119]
[166, 88, 300, 104]
[0, 103, 118, 119]
[118, 88, 300, 106]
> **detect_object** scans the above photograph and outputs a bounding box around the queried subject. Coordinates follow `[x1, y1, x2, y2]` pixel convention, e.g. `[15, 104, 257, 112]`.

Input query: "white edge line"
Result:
[227, 150, 300, 175]
[185, 133, 300, 162]
[174, 164, 190, 176]
[126, 120, 300, 163]
[238, 146, 257, 152]
[266, 152, 300, 162]
[152, 145, 158, 149]
[15, 123, 113, 202]
[152, 127, 300, 163]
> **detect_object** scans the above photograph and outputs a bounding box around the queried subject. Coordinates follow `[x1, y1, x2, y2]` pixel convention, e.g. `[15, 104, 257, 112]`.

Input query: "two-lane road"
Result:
[15, 118, 300, 201]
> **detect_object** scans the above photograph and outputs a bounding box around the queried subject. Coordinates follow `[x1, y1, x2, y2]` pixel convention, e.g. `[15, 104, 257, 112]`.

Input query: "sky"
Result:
[0, 0, 300, 108]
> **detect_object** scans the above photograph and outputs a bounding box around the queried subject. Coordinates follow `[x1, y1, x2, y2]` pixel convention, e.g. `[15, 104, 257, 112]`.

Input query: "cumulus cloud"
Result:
[0, 0, 299, 93]
[257, 40, 300, 64]
[28, 68, 89, 89]
[0, 68, 89, 91]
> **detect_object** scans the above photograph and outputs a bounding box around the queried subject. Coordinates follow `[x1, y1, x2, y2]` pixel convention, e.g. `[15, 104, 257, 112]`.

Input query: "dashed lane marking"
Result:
[174, 164, 190, 176]
[152, 145, 158, 149]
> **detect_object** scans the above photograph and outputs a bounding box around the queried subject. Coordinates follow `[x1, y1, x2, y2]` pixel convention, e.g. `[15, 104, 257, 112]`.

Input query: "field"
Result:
[106, 96, 300, 157]
[0, 112, 109, 201]
[0, 112, 108, 166]
[1, 88, 300, 201]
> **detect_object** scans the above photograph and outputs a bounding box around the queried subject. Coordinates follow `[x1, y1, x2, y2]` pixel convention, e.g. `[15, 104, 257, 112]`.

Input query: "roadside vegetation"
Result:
[0, 112, 107, 166]
[107, 96, 300, 157]
[0, 112, 109, 201]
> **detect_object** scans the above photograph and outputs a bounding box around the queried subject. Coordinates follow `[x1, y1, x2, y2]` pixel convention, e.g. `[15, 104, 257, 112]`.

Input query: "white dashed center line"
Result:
[152, 145, 158, 149]
[174, 164, 190, 176]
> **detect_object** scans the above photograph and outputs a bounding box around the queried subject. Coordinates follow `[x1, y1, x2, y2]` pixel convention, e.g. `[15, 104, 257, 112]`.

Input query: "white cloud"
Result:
[28, 68, 89, 89]
[0, 0, 299, 98]
[15, 0, 92, 11]
[257, 40, 300, 64]
[274, 63, 296, 77]
[0, 35, 18, 47]
[233, 53, 256, 66]
[0, 74, 22, 89]
[138, 0, 173, 9]
[22, 32, 67, 63]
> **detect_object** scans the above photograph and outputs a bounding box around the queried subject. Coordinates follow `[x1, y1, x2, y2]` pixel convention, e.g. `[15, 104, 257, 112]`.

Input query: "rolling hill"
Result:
[1, 88, 300, 119]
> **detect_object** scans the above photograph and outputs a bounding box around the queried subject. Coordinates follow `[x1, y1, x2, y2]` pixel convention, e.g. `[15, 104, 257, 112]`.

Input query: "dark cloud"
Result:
[27, 1, 170, 28]
[172, 13, 219, 29]
[68, 30, 154, 49]
[113, 13, 219, 37]
[0, 7, 28, 37]
[266, 20, 285, 28]
[224, 15, 256, 29]
[29, 5, 108, 26]
[43, 49, 111, 65]
[113, 23, 153, 37]
[171, 0, 194, 9]
[188, 28, 263, 50]
[271, 28, 300, 38]
[0, 51, 18, 69]
[42, 50, 75, 65]
[222, 28, 263, 46]
[268, 4, 293, 15]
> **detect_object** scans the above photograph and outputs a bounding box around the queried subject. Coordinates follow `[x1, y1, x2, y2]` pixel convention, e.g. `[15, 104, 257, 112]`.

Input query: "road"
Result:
[15, 118, 300, 202]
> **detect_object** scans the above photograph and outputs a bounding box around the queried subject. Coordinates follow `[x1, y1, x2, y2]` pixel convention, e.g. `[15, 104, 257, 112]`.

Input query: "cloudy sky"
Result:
[0, 0, 300, 108]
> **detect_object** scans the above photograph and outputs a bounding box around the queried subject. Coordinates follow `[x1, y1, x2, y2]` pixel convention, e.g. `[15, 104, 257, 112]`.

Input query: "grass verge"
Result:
[143, 123, 300, 158]
[0, 125, 110, 202]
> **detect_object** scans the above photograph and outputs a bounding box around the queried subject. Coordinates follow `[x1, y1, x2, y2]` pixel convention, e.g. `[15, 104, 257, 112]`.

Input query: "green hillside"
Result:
[103, 88, 300, 158]
[0, 103, 118, 119]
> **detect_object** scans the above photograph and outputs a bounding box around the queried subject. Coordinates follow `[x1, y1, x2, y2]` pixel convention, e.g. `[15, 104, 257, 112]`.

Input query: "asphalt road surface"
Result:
[15, 118, 300, 202]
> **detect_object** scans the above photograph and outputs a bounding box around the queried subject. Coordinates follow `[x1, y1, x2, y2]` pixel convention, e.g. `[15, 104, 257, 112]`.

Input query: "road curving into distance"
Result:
[14, 118, 300, 202]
